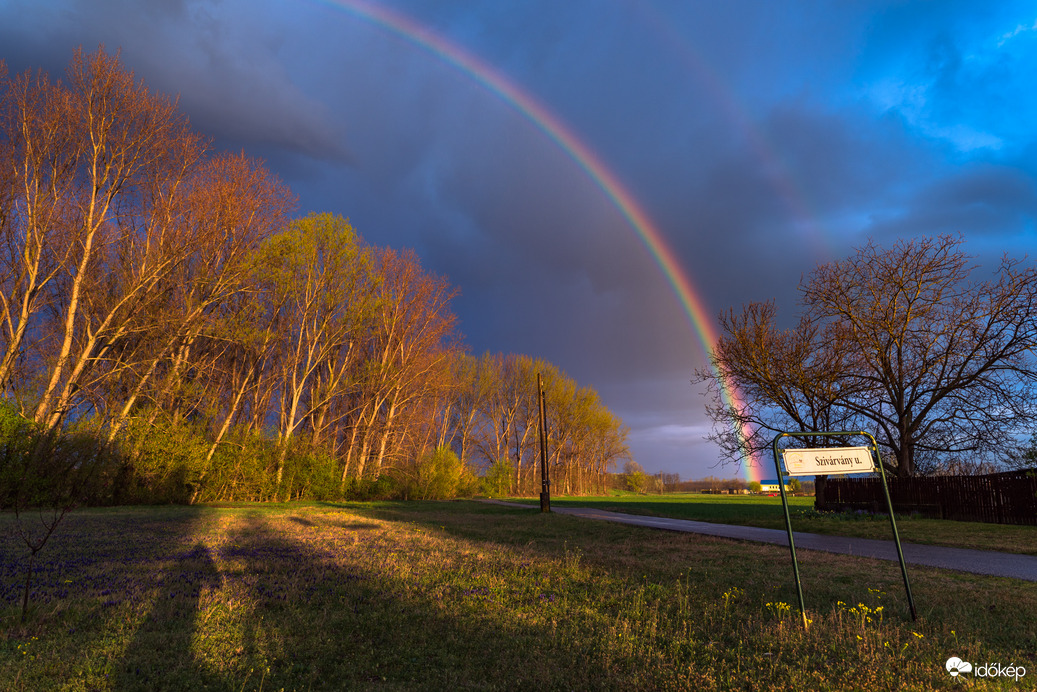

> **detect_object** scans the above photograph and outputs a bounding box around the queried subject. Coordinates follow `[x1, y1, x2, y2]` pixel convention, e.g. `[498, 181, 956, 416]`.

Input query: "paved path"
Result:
[483, 500, 1037, 582]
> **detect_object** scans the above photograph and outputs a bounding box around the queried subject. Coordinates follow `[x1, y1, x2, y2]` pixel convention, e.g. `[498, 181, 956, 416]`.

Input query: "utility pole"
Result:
[538, 372, 550, 512]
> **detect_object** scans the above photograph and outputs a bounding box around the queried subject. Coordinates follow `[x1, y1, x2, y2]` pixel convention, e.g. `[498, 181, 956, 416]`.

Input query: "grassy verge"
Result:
[1, 501, 1034, 690]
[507, 493, 1037, 556]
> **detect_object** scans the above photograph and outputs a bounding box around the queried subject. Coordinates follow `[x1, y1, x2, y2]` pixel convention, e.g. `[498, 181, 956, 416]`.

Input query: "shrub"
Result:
[290, 446, 341, 501]
[0, 405, 114, 508]
[118, 412, 210, 504]
[342, 475, 403, 501]
[625, 471, 649, 494]
[0, 403, 43, 509]
[411, 446, 475, 500]
[482, 457, 514, 497]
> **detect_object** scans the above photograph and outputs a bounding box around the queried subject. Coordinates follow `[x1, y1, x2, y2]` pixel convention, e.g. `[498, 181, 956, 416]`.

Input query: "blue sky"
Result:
[3, 0, 1035, 479]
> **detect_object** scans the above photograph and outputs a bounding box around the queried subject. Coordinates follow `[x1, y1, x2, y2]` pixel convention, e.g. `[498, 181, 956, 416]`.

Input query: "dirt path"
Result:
[483, 500, 1037, 582]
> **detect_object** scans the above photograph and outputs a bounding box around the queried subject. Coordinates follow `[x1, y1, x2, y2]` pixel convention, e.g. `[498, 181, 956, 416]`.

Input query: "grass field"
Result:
[513, 493, 1037, 556]
[2, 501, 1035, 690]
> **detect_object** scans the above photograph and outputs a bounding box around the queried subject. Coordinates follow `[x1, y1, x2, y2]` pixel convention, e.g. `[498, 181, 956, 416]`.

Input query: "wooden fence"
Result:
[817, 469, 1037, 526]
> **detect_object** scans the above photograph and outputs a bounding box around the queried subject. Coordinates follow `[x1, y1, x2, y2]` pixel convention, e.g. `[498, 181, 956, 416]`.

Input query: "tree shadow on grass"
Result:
[0, 507, 216, 623]
[114, 541, 223, 691]
[3, 504, 687, 690]
[212, 510, 623, 691]
[0, 506, 217, 688]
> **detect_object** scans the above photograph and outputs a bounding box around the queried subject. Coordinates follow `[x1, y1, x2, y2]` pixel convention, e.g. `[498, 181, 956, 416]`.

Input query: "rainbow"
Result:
[313, 0, 763, 482]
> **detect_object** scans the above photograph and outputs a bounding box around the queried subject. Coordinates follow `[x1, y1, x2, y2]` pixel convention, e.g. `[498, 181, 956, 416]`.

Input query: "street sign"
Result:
[771, 431, 916, 628]
[782, 446, 876, 477]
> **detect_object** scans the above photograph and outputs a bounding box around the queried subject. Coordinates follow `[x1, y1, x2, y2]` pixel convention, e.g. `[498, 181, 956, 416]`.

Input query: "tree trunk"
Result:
[372, 395, 400, 479]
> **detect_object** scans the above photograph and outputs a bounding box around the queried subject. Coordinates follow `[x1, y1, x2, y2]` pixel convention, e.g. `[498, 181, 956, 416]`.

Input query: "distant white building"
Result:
[759, 479, 791, 493]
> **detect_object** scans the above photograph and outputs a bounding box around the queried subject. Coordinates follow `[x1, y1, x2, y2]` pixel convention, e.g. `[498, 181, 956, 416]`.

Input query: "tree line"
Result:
[0, 48, 630, 506]
[454, 353, 630, 497]
[698, 235, 1037, 482]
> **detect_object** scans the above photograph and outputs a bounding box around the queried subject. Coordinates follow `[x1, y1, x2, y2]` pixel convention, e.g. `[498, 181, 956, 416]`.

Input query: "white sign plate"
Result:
[782, 446, 876, 477]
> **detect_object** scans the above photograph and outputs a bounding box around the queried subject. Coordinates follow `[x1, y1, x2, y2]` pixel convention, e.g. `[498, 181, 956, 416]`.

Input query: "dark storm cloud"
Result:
[862, 164, 1037, 244]
[330, 0, 1037, 477]
[4, 0, 1037, 478]
[413, 132, 691, 382]
[0, 0, 346, 161]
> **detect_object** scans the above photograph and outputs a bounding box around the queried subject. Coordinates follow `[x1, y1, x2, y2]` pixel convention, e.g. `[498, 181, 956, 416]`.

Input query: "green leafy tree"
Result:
[464, 354, 629, 496]
[252, 212, 374, 499]
[483, 456, 514, 498]
[624, 471, 647, 494]
[621, 460, 647, 494]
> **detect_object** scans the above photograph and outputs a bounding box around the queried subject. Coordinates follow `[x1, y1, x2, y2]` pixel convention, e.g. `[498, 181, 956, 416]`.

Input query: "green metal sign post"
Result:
[771, 430, 917, 628]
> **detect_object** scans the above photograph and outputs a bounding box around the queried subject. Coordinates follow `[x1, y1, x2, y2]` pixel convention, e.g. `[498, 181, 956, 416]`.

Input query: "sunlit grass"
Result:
[1, 501, 1034, 690]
